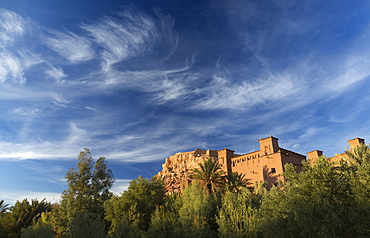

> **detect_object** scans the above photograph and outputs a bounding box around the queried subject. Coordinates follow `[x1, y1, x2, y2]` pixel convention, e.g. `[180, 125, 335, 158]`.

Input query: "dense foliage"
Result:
[104, 175, 166, 235]
[1, 145, 370, 237]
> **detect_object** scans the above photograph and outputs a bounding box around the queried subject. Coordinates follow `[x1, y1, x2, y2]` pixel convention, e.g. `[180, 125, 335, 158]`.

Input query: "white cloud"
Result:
[85, 106, 97, 111]
[0, 8, 25, 45]
[48, 92, 70, 107]
[0, 116, 196, 163]
[192, 73, 297, 110]
[0, 190, 61, 206]
[11, 107, 40, 117]
[82, 8, 176, 70]
[0, 146, 75, 160]
[0, 9, 42, 84]
[110, 179, 131, 195]
[299, 127, 322, 140]
[0, 151, 35, 160]
[328, 55, 370, 92]
[0, 123, 90, 161]
[154, 79, 187, 102]
[0, 50, 25, 83]
[43, 30, 94, 63]
[83, 11, 150, 62]
[63, 122, 90, 148]
[0, 85, 43, 100]
[45, 65, 68, 82]
[100, 57, 192, 87]
[0, 49, 41, 84]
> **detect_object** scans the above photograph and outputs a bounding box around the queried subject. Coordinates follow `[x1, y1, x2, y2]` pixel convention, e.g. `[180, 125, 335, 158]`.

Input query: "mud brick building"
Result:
[158, 136, 306, 192]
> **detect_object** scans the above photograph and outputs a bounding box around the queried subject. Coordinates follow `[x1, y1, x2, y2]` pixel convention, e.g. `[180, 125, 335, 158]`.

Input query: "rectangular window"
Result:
[271, 168, 276, 173]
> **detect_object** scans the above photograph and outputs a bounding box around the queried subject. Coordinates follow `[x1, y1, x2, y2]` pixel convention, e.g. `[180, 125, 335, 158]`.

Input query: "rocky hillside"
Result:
[157, 149, 217, 193]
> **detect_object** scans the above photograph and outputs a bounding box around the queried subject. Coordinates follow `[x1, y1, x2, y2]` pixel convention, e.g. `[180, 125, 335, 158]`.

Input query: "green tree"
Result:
[343, 143, 370, 185]
[191, 158, 225, 193]
[57, 148, 114, 236]
[344, 143, 370, 166]
[224, 172, 252, 193]
[66, 212, 106, 238]
[0, 200, 9, 214]
[145, 207, 181, 238]
[61, 148, 114, 216]
[145, 193, 184, 238]
[0, 200, 9, 238]
[342, 144, 370, 235]
[48, 204, 67, 238]
[178, 182, 219, 238]
[104, 176, 165, 234]
[217, 188, 262, 238]
[1, 199, 51, 238]
[112, 216, 141, 238]
[261, 157, 368, 237]
[21, 223, 54, 238]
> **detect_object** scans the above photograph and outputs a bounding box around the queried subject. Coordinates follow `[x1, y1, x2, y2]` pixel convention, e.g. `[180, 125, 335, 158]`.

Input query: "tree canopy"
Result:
[61, 148, 114, 217]
[56, 148, 114, 237]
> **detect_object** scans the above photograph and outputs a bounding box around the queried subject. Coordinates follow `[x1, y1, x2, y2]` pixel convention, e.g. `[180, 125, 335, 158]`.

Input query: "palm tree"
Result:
[0, 200, 8, 214]
[343, 143, 370, 183]
[344, 143, 370, 167]
[191, 158, 225, 193]
[11, 198, 52, 234]
[224, 172, 252, 193]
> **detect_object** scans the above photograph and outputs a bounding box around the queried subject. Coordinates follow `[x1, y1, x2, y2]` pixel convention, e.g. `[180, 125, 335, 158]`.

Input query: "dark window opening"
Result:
[271, 168, 276, 173]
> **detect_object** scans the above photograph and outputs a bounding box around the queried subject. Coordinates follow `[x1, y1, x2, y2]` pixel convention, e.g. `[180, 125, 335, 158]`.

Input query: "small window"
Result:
[271, 168, 276, 173]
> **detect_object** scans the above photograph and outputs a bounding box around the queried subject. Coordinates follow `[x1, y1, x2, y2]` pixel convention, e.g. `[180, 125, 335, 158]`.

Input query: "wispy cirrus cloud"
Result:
[0, 6, 186, 111]
[0, 85, 42, 100]
[0, 114, 208, 163]
[0, 49, 42, 84]
[1, 3, 370, 166]
[43, 30, 95, 63]
[45, 65, 68, 82]
[152, 76, 190, 103]
[48, 92, 70, 107]
[0, 8, 26, 45]
[82, 14, 152, 64]
[0, 50, 27, 84]
[82, 7, 177, 71]
[0, 9, 42, 84]
[0, 140, 75, 161]
[329, 59, 370, 93]
[11, 107, 40, 118]
[0, 123, 86, 161]
[325, 41, 370, 93]
[191, 73, 298, 111]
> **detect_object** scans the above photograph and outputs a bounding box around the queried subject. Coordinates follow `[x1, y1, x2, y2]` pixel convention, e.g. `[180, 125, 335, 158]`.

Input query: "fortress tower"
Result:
[259, 136, 279, 155]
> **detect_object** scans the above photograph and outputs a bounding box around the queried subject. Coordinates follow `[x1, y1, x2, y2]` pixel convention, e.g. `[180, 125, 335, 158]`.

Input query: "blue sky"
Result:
[1, 0, 370, 204]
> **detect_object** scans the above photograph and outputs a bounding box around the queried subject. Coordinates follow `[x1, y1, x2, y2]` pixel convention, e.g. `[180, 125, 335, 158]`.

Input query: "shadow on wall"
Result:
[262, 165, 279, 189]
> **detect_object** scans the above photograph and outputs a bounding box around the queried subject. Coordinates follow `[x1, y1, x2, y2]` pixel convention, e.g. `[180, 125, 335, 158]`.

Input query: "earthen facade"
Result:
[158, 136, 306, 192]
